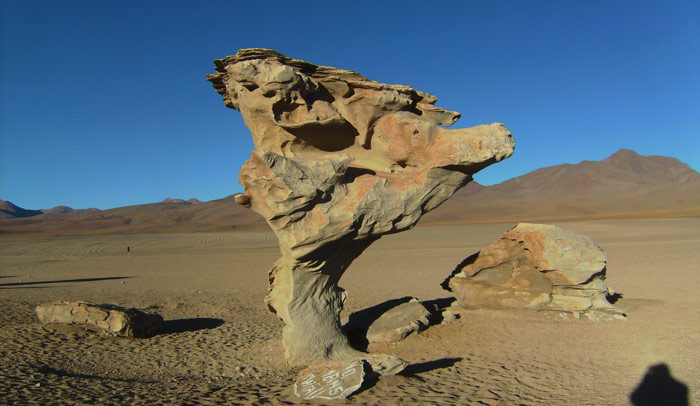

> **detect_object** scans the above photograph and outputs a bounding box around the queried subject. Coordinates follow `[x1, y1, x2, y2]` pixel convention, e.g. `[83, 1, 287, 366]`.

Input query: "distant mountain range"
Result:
[421, 148, 700, 224]
[1, 149, 698, 236]
[0, 196, 262, 236]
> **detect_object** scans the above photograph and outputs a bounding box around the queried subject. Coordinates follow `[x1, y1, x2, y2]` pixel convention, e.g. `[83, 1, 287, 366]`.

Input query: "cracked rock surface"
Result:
[207, 48, 515, 365]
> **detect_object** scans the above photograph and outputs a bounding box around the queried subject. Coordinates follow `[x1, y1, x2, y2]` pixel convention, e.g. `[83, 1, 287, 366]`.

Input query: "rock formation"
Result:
[207, 48, 515, 365]
[443, 223, 625, 320]
[36, 301, 164, 337]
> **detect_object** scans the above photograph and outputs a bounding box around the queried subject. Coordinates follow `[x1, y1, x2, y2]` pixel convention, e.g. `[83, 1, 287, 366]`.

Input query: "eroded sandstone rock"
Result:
[443, 223, 625, 320]
[207, 48, 515, 365]
[36, 301, 164, 337]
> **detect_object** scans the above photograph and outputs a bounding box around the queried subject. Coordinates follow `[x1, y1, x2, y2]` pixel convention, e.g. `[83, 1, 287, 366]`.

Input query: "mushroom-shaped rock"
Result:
[208, 48, 515, 365]
[443, 223, 625, 320]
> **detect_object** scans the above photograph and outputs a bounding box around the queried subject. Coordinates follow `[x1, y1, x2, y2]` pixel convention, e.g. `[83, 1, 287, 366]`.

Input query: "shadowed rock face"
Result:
[207, 48, 515, 365]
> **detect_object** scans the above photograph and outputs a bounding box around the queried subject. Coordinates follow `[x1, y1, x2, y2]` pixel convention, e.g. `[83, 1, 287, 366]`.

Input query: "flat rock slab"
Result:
[363, 353, 408, 376]
[294, 359, 366, 400]
[366, 298, 431, 343]
[36, 301, 163, 338]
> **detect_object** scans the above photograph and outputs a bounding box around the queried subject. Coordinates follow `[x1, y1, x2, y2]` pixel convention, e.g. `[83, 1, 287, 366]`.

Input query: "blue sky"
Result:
[1, 1, 698, 210]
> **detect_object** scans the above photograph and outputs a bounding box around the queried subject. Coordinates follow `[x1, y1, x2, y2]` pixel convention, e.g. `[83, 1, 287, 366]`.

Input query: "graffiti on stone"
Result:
[294, 359, 366, 400]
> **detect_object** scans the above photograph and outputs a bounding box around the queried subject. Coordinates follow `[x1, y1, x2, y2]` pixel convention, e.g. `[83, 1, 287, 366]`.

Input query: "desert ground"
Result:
[1, 217, 698, 405]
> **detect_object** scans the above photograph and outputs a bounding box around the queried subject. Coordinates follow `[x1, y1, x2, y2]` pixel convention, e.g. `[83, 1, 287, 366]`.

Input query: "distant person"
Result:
[127, 246, 130, 253]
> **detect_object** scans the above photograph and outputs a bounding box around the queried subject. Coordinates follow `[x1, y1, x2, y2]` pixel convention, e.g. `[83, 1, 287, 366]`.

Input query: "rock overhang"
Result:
[207, 48, 514, 176]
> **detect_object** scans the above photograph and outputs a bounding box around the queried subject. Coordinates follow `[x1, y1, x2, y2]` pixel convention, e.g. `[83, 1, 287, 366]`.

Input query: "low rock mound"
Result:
[443, 223, 625, 320]
[366, 298, 431, 344]
[36, 301, 164, 337]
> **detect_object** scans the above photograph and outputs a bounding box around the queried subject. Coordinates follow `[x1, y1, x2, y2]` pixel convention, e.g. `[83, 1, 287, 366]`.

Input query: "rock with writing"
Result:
[36, 301, 164, 337]
[443, 223, 625, 320]
[294, 359, 366, 400]
[208, 48, 515, 365]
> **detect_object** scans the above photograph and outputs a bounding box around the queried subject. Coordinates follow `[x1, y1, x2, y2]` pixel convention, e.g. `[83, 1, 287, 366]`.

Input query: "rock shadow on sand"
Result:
[355, 357, 464, 396]
[630, 363, 688, 406]
[35, 364, 157, 384]
[159, 318, 224, 335]
[400, 357, 463, 376]
[0, 276, 132, 288]
[421, 297, 457, 323]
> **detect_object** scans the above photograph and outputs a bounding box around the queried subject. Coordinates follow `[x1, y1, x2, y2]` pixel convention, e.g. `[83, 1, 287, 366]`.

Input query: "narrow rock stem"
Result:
[267, 239, 374, 365]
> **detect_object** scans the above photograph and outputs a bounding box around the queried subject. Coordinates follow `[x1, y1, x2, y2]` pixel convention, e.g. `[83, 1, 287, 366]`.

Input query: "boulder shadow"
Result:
[159, 318, 225, 335]
[0, 276, 132, 287]
[356, 357, 463, 396]
[35, 364, 157, 383]
[630, 363, 688, 406]
[400, 357, 463, 376]
[607, 292, 623, 304]
[421, 297, 457, 324]
[440, 252, 479, 290]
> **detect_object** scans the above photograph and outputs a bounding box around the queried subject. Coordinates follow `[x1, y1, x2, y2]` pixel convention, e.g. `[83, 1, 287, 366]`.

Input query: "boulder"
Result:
[443, 223, 624, 319]
[36, 301, 164, 337]
[366, 298, 431, 343]
[207, 48, 514, 365]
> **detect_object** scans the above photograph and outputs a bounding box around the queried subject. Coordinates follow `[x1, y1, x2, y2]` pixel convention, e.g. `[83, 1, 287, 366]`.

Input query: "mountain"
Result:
[161, 198, 189, 204]
[1, 149, 698, 236]
[423, 149, 700, 224]
[0, 200, 44, 219]
[42, 206, 75, 215]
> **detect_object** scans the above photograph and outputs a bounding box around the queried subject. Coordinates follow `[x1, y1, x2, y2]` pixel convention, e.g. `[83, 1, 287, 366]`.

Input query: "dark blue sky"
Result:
[1, 1, 698, 209]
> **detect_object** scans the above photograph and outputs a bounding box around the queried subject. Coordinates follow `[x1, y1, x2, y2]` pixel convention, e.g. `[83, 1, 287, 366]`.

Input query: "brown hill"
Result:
[0, 200, 43, 219]
[423, 149, 700, 224]
[41, 206, 75, 215]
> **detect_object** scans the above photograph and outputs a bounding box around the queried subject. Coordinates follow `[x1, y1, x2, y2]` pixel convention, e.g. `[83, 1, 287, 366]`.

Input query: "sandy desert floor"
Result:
[1, 218, 698, 405]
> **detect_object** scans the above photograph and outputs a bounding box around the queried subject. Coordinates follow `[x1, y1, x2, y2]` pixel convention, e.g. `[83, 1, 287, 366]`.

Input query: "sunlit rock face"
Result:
[208, 49, 515, 366]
